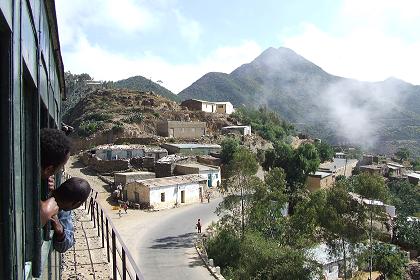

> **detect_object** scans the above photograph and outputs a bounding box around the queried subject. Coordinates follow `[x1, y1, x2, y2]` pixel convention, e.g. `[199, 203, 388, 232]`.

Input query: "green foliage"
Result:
[411, 157, 420, 171]
[206, 229, 321, 280]
[123, 112, 144, 123]
[78, 120, 104, 137]
[220, 138, 240, 164]
[395, 147, 410, 162]
[314, 141, 334, 162]
[152, 112, 160, 118]
[352, 173, 389, 201]
[84, 112, 112, 122]
[206, 228, 241, 272]
[388, 180, 420, 217]
[232, 106, 294, 142]
[365, 242, 408, 280]
[112, 122, 124, 134]
[263, 142, 320, 214]
[394, 216, 420, 251]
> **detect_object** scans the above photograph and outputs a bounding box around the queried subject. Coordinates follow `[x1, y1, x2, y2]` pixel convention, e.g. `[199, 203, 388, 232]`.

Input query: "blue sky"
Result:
[56, 0, 420, 93]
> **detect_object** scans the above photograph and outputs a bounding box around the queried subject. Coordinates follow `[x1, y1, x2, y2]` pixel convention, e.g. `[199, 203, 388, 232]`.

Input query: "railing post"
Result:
[96, 203, 100, 236]
[106, 218, 110, 262]
[91, 200, 96, 227]
[112, 230, 117, 280]
[122, 248, 127, 280]
[101, 209, 104, 247]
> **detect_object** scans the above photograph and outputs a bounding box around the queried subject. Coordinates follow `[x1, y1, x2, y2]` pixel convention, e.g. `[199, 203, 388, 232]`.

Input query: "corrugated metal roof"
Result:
[163, 143, 221, 149]
[136, 174, 206, 189]
[407, 172, 420, 179]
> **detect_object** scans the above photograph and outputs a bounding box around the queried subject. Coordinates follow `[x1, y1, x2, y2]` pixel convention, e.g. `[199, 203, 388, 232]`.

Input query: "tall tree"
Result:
[263, 142, 320, 214]
[314, 141, 334, 162]
[222, 147, 259, 237]
[319, 183, 367, 280]
[395, 147, 410, 162]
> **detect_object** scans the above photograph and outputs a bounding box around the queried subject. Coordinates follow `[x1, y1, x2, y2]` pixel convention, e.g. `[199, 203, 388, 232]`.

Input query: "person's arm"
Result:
[51, 210, 74, 253]
[40, 197, 59, 226]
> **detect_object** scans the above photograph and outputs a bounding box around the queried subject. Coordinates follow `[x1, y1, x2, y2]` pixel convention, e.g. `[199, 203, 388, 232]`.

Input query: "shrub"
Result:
[84, 112, 112, 122]
[123, 112, 143, 123]
[78, 121, 104, 137]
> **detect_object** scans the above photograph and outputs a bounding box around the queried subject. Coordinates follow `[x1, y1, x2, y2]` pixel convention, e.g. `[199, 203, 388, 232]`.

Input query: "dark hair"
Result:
[54, 177, 91, 207]
[40, 128, 71, 169]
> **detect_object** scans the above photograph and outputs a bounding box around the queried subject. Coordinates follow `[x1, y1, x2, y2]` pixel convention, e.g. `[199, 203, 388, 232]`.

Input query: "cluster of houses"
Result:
[307, 153, 419, 192]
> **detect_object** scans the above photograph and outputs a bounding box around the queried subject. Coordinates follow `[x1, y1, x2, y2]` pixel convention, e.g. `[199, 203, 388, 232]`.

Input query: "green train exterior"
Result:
[0, 0, 65, 279]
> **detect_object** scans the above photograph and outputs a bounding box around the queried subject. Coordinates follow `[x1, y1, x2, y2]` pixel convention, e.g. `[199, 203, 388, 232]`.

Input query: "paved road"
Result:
[136, 198, 222, 280]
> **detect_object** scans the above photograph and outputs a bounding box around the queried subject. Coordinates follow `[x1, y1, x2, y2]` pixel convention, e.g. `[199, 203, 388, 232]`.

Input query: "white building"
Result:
[114, 171, 155, 186]
[221, 125, 252, 136]
[126, 175, 207, 210]
[308, 243, 340, 280]
[181, 99, 234, 115]
[94, 144, 167, 161]
[174, 162, 221, 188]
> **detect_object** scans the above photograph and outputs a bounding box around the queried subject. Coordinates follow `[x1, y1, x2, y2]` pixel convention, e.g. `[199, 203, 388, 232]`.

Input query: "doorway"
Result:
[181, 190, 185, 203]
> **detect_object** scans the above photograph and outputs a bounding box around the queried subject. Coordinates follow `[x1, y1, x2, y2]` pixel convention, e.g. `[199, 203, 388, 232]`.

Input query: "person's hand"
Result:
[48, 176, 55, 192]
[50, 214, 65, 241]
[40, 198, 59, 226]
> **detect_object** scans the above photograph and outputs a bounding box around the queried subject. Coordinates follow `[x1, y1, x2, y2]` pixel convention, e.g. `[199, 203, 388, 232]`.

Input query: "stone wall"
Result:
[79, 153, 129, 173]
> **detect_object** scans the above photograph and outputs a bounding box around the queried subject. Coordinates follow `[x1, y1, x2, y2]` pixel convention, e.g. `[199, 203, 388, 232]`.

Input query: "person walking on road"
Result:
[196, 219, 202, 233]
[123, 203, 128, 214]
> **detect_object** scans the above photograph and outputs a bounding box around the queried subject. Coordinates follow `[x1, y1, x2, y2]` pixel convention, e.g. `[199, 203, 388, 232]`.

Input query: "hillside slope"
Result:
[179, 47, 420, 155]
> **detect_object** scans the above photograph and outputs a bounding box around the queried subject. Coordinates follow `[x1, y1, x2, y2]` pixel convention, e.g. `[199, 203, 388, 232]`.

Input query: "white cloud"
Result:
[63, 36, 262, 93]
[281, 0, 420, 85]
[174, 10, 203, 46]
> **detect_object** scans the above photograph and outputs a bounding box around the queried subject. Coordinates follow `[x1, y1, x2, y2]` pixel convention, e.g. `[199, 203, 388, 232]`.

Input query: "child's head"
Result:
[41, 128, 72, 179]
[53, 177, 91, 211]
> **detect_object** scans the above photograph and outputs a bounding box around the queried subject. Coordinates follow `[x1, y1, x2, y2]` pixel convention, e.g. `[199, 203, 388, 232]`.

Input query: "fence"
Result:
[64, 173, 144, 280]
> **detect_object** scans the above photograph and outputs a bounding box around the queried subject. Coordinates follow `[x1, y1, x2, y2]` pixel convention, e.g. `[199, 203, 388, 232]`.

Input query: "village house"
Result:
[307, 171, 334, 192]
[126, 175, 208, 210]
[319, 158, 358, 178]
[154, 155, 189, 178]
[407, 172, 420, 186]
[174, 163, 221, 188]
[114, 171, 156, 186]
[94, 144, 168, 161]
[181, 99, 234, 115]
[386, 162, 406, 177]
[196, 155, 222, 166]
[157, 120, 206, 139]
[308, 243, 341, 280]
[359, 164, 388, 176]
[221, 125, 252, 136]
[161, 143, 222, 156]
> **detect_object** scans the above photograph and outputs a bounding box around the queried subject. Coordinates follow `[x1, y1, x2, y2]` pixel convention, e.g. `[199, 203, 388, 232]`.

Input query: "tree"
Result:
[366, 242, 408, 280]
[263, 142, 320, 214]
[388, 180, 420, 217]
[393, 216, 420, 251]
[395, 147, 410, 162]
[222, 147, 259, 237]
[248, 168, 288, 240]
[220, 137, 241, 164]
[351, 172, 389, 280]
[319, 183, 367, 280]
[314, 141, 334, 162]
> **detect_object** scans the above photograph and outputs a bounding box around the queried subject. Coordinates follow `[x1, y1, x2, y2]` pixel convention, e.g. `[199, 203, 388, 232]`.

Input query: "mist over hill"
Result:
[179, 47, 420, 156]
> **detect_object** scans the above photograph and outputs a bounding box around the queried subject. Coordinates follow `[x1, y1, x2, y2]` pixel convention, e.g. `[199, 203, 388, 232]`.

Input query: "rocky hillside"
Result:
[179, 47, 420, 156]
[63, 89, 240, 151]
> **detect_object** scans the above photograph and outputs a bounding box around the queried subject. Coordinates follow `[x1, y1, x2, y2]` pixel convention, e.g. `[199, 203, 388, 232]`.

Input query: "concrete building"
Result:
[386, 162, 405, 177]
[157, 121, 206, 139]
[319, 158, 358, 178]
[359, 164, 388, 176]
[94, 144, 168, 161]
[154, 155, 189, 178]
[308, 244, 341, 280]
[407, 172, 420, 186]
[174, 163, 221, 188]
[221, 125, 252, 136]
[0, 0, 66, 278]
[126, 175, 207, 210]
[114, 171, 156, 186]
[181, 99, 234, 115]
[307, 171, 334, 192]
[161, 143, 222, 156]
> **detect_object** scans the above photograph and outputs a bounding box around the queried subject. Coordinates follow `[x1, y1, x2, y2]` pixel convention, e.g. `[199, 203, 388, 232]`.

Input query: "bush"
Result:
[123, 112, 143, 123]
[84, 112, 112, 122]
[78, 120, 104, 137]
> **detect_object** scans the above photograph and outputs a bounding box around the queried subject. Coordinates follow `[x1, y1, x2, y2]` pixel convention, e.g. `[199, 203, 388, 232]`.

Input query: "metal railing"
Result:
[86, 190, 145, 280]
[63, 173, 144, 280]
